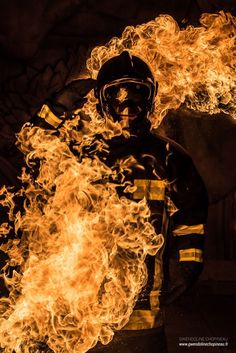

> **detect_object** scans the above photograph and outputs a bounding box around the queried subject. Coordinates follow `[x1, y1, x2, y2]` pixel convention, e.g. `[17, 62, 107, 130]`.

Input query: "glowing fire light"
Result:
[0, 11, 235, 353]
[87, 11, 236, 126]
[0, 125, 163, 353]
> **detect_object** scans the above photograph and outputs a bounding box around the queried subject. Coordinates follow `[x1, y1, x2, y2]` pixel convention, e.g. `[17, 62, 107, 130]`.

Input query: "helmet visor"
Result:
[101, 79, 153, 118]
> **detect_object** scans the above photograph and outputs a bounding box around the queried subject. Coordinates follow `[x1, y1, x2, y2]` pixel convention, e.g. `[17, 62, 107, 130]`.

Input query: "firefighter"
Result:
[90, 51, 207, 353]
[35, 51, 208, 353]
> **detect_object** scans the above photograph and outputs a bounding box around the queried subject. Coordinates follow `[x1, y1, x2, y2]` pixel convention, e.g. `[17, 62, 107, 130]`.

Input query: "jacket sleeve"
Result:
[33, 78, 96, 129]
[167, 146, 208, 285]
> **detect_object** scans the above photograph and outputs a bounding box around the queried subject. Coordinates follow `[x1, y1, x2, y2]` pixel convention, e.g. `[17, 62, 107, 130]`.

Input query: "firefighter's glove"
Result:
[47, 78, 96, 116]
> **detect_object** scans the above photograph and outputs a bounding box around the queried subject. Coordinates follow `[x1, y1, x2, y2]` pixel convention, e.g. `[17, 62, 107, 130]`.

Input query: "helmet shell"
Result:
[95, 51, 157, 117]
[97, 51, 155, 88]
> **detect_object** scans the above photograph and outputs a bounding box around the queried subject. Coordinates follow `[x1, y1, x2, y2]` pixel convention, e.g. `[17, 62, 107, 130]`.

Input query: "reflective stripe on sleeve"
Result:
[173, 224, 205, 236]
[179, 248, 203, 262]
[38, 104, 63, 128]
[133, 179, 166, 200]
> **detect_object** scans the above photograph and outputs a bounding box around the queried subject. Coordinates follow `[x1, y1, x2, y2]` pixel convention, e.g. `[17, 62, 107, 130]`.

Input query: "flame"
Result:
[87, 11, 236, 127]
[0, 124, 163, 353]
[0, 10, 235, 353]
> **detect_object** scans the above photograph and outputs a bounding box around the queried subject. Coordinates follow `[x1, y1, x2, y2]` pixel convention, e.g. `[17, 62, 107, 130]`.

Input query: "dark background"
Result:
[0, 1, 235, 352]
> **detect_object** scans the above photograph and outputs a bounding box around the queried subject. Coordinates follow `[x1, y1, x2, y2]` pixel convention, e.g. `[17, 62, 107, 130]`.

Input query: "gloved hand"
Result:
[160, 261, 203, 305]
[46, 78, 96, 116]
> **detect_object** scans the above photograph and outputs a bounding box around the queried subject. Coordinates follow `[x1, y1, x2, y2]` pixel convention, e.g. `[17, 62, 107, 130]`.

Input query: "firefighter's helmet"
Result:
[95, 51, 157, 120]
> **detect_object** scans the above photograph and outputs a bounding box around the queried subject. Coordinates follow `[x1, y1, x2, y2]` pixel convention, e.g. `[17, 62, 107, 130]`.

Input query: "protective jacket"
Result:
[101, 130, 208, 330]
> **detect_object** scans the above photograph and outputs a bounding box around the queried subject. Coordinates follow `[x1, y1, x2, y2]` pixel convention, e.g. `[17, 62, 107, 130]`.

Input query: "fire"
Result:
[0, 10, 235, 353]
[0, 125, 163, 353]
[87, 11, 236, 127]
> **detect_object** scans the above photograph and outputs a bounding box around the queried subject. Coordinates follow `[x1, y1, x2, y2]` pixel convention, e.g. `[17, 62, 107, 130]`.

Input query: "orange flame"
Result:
[87, 11, 236, 127]
[0, 124, 163, 353]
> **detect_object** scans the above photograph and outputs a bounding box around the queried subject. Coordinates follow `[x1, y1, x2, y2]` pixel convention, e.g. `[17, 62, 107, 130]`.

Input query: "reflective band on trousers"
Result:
[38, 104, 63, 128]
[123, 309, 163, 330]
[173, 224, 204, 236]
[133, 179, 166, 200]
[179, 248, 203, 262]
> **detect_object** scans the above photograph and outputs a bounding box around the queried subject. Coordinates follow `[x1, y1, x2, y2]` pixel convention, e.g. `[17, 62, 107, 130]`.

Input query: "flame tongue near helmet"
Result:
[88, 11, 236, 126]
